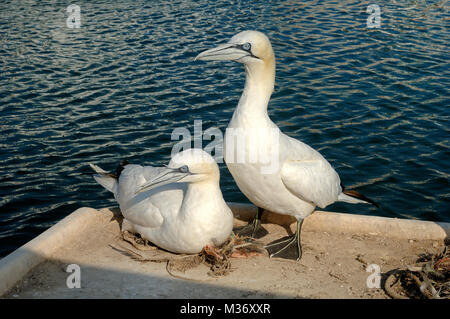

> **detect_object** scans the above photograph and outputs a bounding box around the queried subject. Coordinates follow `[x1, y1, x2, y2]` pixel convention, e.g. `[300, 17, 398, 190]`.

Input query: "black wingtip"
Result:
[344, 190, 380, 208]
[114, 160, 129, 179]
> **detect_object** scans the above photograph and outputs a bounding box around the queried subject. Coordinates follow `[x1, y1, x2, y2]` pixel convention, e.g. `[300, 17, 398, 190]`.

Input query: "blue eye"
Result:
[242, 42, 251, 51]
[179, 165, 189, 173]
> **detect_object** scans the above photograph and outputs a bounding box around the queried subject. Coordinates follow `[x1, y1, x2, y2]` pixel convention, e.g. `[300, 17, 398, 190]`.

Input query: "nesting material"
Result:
[384, 242, 449, 299]
[112, 231, 267, 281]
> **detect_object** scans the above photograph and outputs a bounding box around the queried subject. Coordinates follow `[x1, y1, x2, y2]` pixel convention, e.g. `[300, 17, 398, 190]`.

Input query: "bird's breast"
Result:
[224, 120, 315, 217]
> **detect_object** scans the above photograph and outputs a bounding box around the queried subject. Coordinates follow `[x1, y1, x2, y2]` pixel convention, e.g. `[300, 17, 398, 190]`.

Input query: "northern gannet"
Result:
[195, 31, 378, 260]
[89, 149, 234, 254]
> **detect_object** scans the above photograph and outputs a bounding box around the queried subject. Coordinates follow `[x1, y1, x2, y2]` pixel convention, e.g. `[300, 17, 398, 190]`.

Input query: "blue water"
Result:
[0, 0, 449, 257]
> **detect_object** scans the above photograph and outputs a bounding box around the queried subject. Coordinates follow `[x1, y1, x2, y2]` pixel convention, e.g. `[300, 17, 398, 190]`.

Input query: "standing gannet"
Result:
[89, 149, 234, 254]
[195, 31, 378, 260]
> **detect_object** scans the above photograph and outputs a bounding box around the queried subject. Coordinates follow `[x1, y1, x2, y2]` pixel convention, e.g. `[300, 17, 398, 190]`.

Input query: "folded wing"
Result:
[91, 163, 183, 229]
[281, 159, 341, 209]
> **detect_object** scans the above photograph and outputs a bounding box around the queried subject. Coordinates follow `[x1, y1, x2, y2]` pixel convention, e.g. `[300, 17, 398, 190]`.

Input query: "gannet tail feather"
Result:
[89, 163, 118, 194]
[338, 190, 379, 208]
[93, 174, 117, 193]
[89, 163, 109, 174]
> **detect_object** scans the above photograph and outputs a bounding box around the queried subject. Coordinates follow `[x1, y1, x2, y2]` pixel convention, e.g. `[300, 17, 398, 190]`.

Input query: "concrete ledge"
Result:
[0, 207, 100, 296]
[1, 203, 448, 297]
[304, 211, 450, 241]
[229, 202, 450, 241]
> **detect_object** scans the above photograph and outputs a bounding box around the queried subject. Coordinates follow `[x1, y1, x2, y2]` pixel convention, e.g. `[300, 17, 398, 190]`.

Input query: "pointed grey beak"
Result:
[195, 43, 250, 62]
[136, 167, 190, 194]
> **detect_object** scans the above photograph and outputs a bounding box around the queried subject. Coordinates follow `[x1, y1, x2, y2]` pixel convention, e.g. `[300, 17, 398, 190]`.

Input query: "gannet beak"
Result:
[136, 168, 191, 194]
[195, 43, 250, 62]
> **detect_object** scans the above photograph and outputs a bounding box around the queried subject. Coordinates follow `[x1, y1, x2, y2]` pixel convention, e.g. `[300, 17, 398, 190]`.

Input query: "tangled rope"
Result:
[384, 244, 449, 299]
[112, 232, 266, 282]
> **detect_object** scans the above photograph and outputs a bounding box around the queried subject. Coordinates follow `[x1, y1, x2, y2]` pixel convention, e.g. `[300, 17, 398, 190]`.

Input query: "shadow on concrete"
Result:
[2, 248, 295, 299]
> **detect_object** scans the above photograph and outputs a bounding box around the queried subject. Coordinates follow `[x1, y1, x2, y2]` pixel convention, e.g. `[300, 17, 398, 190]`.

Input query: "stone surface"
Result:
[1, 205, 447, 298]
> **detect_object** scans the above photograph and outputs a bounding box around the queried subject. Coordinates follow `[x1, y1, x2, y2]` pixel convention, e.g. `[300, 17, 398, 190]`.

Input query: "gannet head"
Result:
[195, 30, 274, 66]
[136, 149, 220, 193]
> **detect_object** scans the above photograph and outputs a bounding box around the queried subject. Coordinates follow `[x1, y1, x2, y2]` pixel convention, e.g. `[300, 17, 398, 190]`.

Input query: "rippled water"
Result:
[0, 0, 449, 257]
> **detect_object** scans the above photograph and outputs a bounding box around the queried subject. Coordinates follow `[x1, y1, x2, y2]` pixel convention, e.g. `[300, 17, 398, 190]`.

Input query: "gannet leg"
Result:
[236, 207, 263, 238]
[265, 218, 304, 261]
[251, 207, 263, 238]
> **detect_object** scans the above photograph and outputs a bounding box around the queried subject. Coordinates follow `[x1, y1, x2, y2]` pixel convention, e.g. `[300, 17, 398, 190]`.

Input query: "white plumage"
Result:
[196, 30, 376, 260]
[90, 149, 234, 254]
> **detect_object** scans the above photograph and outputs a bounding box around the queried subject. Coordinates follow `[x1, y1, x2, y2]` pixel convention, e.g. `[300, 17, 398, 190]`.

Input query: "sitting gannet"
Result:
[90, 149, 234, 254]
[195, 31, 378, 260]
